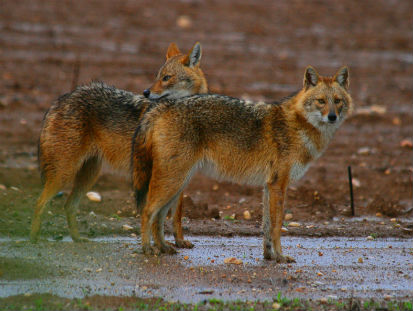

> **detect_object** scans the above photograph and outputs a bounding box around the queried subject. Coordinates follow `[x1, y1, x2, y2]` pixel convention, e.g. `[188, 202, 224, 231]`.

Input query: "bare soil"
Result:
[0, 0, 412, 308]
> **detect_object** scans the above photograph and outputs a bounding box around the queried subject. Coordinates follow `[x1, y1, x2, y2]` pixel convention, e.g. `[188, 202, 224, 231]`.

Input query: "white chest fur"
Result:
[289, 131, 322, 182]
[289, 162, 311, 182]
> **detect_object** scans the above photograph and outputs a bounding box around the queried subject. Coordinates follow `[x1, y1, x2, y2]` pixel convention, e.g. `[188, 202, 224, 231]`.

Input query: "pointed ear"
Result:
[334, 66, 349, 90]
[303, 66, 319, 89]
[166, 42, 181, 59]
[184, 42, 202, 67]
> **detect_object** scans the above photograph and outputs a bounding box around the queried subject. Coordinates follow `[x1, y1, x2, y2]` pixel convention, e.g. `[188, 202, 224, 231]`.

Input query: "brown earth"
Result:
[0, 0, 412, 238]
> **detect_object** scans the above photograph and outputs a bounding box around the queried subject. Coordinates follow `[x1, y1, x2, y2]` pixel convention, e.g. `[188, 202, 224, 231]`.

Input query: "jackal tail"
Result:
[131, 123, 153, 212]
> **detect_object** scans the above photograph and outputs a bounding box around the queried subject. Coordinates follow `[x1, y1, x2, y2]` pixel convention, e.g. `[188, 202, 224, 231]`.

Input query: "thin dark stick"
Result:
[348, 166, 355, 216]
[71, 56, 81, 91]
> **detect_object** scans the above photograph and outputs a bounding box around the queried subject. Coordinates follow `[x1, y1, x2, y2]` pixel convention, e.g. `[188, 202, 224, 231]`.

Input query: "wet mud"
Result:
[1, 236, 412, 302]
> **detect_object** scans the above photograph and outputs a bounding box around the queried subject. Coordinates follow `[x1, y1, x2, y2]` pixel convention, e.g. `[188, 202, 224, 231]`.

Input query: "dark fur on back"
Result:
[38, 82, 151, 177]
[138, 94, 276, 152]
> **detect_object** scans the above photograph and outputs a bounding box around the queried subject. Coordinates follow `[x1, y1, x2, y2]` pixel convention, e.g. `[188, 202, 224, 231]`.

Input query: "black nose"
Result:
[328, 114, 337, 122]
[143, 89, 150, 98]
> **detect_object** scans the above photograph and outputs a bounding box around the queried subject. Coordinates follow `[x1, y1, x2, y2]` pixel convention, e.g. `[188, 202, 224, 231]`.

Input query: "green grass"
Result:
[1, 294, 413, 311]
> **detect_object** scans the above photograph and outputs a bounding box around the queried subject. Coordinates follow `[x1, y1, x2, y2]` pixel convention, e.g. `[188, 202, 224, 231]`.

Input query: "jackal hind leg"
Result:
[152, 194, 181, 254]
[30, 179, 64, 243]
[65, 156, 102, 242]
[140, 168, 191, 256]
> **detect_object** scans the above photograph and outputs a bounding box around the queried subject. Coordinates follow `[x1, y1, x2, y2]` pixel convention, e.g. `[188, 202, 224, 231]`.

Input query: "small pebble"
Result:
[281, 227, 288, 233]
[224, 257, 243, 265]
[319, 298, 328, 304]
[390, 218, 397, 222]
[288, 222, 301, 227]
[370, 105, 386, 114]
[400, 139, 413, 148]
[0, 184, 6, 190]
[284, 213, 293, 221]
[272, 302, 281, 309]
[86, 191, 101, 202]
[392, 117, 401, 125]
[357, 147, 370, 155]
[243, 210, 251, 220]
[358, 257, 364, 263]
[352, 178, 361, 187]
[122, 224, 133, 231]
[176, 15, 192, 29]
[375, 212, 383, 217]
[367, 235, 374, 240]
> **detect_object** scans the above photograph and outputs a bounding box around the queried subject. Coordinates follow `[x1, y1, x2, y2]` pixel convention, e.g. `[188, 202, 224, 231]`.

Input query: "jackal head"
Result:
[298, 66, 353, 128]
[143, 42, 208, 100]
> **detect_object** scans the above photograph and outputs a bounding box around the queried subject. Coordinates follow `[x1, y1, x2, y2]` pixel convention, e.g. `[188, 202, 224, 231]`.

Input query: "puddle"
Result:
[1, 235, 412, 301]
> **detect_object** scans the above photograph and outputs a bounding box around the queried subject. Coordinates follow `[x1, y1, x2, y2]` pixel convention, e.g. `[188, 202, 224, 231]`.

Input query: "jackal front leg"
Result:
[172, 194, 194, 248]
[266, 178, 296, 263]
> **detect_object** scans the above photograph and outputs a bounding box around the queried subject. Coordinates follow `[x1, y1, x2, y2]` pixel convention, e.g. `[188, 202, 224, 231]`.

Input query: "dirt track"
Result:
[0, 0, 412, 307]
[0, 0, 412, 225]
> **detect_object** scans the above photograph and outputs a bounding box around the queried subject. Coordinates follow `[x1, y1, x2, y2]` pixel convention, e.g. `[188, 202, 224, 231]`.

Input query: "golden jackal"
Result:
[132, 66, 353, 262]
[30, 42, 207, 245]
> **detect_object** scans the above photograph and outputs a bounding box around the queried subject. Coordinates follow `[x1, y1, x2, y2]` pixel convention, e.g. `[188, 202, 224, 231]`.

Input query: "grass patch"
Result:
[1, 294, 412, 311]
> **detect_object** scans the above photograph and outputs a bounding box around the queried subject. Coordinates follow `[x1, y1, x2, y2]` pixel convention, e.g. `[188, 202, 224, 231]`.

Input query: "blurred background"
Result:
[0, 0, 412, 235]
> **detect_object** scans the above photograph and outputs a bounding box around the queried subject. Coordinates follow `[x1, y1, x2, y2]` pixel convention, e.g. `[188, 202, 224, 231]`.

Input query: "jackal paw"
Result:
[263, 248, 273, 260]
[142, 244, 161, 256]
[160, 243, 177, 254]
[175, 239, 194, 249]
[275, 253, 296, 263]
[263, 250, 296, 263]
[72, 236, 90, 243]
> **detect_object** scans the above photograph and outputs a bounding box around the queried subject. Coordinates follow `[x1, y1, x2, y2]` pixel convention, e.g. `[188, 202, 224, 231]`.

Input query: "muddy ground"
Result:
[0, 0, 412, 309]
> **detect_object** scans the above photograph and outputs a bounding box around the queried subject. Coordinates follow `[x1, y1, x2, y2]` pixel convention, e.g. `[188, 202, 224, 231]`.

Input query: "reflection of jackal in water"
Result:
[30, 42, 208, 245]
[132, 66, 353, 262]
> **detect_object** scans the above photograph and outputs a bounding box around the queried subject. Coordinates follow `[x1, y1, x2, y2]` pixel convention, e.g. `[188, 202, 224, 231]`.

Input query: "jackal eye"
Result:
[334, 98, 341, 104]
[162, 75, 171, 82]
[317, 99, 326, 105]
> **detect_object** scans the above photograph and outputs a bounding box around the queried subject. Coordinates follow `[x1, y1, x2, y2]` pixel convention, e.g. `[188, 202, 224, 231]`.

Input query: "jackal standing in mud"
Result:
[132, 66, 353, 262]
[30, 42, 208, 245]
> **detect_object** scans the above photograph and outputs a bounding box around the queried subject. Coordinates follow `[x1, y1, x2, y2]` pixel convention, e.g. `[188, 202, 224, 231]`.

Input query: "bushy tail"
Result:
[131, 123, 153, 213]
